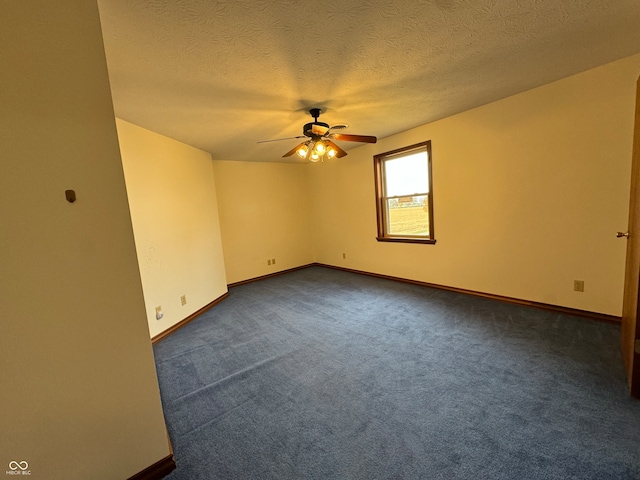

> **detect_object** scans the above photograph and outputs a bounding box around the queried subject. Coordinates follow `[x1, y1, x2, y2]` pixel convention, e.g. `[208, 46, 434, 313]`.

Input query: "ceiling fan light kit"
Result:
[259, 108, 377, 162]
[296, 139, 337, 162]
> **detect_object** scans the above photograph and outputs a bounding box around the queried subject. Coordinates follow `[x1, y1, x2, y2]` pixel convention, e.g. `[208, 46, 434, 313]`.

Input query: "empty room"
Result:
[3, 1, 640, 479]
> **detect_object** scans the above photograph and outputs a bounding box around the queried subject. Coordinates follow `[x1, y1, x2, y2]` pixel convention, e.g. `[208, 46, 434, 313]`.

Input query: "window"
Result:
[374, 141, 435, 244]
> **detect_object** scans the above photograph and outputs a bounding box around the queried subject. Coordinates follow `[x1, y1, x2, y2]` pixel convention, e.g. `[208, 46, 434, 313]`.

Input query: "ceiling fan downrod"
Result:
[309, 108, 322, 122]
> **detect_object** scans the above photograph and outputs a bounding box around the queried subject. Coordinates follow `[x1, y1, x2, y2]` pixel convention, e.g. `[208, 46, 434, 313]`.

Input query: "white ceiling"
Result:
[97, 0, 640, 163]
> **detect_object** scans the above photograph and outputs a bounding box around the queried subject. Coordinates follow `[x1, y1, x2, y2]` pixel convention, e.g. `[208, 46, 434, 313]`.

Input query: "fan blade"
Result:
[326, 140, 347, 158]
[311, 124, 329, 135]
[257, 135, 306, 144]
[283, 142, 307, 157]
[331, 133, 377, 143]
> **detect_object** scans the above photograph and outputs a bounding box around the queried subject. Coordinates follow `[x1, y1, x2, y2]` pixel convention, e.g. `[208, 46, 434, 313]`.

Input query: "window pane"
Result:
[384, 152, 429, 197]
[387, 195, 430, 236]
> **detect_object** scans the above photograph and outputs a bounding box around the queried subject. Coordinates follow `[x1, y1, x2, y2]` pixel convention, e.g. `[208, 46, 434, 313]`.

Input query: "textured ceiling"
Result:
[97, 0, 640, 163]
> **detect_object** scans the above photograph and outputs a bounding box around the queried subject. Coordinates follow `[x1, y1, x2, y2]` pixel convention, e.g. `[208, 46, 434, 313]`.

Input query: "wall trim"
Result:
[152, 265, 314, 344]
[127, 453, 176, 480]
[314, 263, 621, 324]
[227, 264, 316, 288]
[151, 292, 230, 344]
[153, 262, 620, 345]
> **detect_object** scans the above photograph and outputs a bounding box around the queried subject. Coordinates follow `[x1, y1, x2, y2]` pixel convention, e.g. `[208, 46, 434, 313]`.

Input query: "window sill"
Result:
[376, 237, 437, 245]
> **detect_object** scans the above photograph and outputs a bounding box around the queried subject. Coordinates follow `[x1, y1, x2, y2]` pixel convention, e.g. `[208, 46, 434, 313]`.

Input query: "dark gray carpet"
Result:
[154, 266, 640, 479]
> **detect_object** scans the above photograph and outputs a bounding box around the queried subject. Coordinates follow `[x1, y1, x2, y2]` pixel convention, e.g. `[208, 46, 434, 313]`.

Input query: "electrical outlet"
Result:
[343, 253, 346, 259]
[180, 295, 187, 306]
[268, 259, 272, 265]
[574, 280, 584, 292]
[272, 258, 276, 265]
[155, 306, 163, 320]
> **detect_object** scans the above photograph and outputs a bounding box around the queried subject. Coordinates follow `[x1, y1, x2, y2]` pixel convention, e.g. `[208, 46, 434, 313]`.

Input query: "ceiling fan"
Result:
[258, 108, 377, 162]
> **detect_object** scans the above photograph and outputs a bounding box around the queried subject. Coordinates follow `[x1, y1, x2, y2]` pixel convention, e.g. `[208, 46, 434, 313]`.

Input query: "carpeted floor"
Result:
[154, 266, 640, 479]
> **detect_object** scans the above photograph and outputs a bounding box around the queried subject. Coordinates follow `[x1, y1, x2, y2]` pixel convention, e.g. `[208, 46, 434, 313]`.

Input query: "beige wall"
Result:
[310, 54, 640, 316]
[213, 160, 316, 284]
[0, 2, 170, 479]
[117, 119, 228, 338]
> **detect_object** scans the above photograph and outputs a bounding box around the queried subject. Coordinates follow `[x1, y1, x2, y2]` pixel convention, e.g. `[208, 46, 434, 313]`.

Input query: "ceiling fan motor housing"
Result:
[303, 121, 329, 137]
